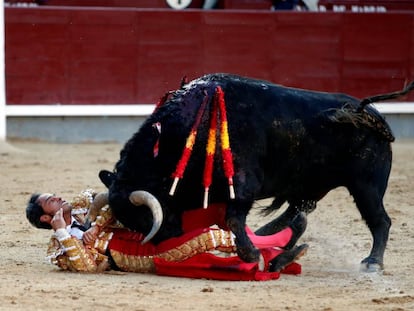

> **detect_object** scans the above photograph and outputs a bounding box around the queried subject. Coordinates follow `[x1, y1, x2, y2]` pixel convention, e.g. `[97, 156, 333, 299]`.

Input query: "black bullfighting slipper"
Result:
[269, 243, 309, 273]
[283, 212, 307, 250]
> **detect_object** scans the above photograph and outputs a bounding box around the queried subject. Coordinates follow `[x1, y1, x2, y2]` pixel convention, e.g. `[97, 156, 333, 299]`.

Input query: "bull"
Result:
[101, 73, 413, 272]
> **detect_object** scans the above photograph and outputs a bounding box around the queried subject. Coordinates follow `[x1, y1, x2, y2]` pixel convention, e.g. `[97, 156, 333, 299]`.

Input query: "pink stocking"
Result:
[246, 226, 293, 249]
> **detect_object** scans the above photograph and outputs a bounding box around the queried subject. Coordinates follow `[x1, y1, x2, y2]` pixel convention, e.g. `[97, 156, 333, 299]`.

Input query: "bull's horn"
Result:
[84, 192, 109, 228]
[129, 190, 163, 244]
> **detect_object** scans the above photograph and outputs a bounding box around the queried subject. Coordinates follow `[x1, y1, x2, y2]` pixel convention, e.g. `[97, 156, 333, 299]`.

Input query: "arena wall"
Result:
[4, 6, 414, 141]
[5, 6, 414, 105]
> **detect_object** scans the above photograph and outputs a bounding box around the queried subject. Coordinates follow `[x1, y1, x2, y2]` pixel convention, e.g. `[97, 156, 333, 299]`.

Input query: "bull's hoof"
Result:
[269, 243, 309, 272]
[360, 257, 384, 273]
[237, 246, 261, 263]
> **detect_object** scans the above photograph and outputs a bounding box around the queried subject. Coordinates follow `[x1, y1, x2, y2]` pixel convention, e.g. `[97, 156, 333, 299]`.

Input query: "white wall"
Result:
[0, 0, 5, 141]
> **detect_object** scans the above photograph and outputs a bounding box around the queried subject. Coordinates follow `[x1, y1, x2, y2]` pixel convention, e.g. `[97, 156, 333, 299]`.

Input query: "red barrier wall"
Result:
[5, 7, 414, 105]
[6, 0, 414, 11]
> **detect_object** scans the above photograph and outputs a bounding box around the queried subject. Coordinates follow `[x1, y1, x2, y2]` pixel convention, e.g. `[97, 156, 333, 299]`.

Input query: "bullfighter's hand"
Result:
[51, 208, 66, 231]
[82, 225, 99, 245]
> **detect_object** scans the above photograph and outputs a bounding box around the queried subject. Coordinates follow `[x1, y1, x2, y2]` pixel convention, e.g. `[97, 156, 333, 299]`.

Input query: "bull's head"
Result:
[95, 170, 164, 244]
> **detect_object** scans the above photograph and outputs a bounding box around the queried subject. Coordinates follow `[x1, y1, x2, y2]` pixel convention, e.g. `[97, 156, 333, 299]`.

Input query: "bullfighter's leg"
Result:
[226, 199, 261, 263]
[349, 184, 391, 272]
[244, 212, 307, 251]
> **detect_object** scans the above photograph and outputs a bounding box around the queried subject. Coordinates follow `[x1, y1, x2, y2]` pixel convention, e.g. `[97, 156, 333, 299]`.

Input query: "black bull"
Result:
[103, 73, 414, 271]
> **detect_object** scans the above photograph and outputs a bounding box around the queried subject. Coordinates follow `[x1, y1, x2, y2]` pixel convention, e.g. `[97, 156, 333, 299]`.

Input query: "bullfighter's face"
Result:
[37, 193, 71, 222]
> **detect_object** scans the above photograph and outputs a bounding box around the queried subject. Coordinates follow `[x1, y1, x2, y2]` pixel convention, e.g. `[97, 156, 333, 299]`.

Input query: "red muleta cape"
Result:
[110, 203, 301, 281]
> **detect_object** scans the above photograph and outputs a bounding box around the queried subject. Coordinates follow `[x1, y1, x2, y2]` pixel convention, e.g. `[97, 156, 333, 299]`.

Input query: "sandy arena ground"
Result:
[0, 138, 413, 311]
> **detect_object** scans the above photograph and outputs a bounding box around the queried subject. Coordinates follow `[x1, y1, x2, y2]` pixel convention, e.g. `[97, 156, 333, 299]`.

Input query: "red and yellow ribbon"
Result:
[170, 86, 235, 207]
[216, 86, 235, 200]
[170, 91, 209, 196]
[203, 93, 218, 208]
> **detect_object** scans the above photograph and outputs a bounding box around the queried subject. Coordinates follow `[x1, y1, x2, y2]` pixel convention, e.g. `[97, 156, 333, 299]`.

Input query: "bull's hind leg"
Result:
[255, 206, 296, 236]
[349, 184, 391, 272]
[255, 200, 316, 236]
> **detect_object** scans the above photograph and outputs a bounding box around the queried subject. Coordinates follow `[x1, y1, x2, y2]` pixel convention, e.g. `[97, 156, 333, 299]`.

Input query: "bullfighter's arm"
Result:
[71, 189, 118, 230]
[46, 229, 109, 273]
[82, 203, 121, 245]
[90, 204, 117, 229]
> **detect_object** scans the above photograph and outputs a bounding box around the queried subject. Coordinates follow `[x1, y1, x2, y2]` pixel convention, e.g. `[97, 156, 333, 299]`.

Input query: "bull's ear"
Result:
[98, 170, 116, 188]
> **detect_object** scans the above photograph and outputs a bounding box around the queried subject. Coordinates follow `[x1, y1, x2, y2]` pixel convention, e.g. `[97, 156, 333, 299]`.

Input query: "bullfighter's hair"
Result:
[26, 193, 52, 230]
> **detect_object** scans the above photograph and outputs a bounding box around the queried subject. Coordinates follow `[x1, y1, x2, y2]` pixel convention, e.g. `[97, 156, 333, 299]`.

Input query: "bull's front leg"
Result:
[226, 200, 260, 263]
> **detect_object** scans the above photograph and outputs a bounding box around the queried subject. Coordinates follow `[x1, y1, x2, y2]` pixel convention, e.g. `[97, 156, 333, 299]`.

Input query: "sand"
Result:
[1, 139, 413, 311]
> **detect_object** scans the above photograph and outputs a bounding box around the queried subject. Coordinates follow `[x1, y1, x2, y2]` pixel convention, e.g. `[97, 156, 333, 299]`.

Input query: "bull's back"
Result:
[193, 74, 391, 199]
[200, 73, 357, 125]
[159, 73, 391, 201]
[200, 73, 358, 155]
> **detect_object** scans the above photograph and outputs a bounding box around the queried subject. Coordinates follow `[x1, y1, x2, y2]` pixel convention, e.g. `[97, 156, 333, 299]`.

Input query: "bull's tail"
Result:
[358, 80, 414, 112]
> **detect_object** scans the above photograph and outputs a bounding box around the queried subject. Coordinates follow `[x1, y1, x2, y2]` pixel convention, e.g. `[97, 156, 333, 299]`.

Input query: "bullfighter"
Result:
[26, 189, 308, 281]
